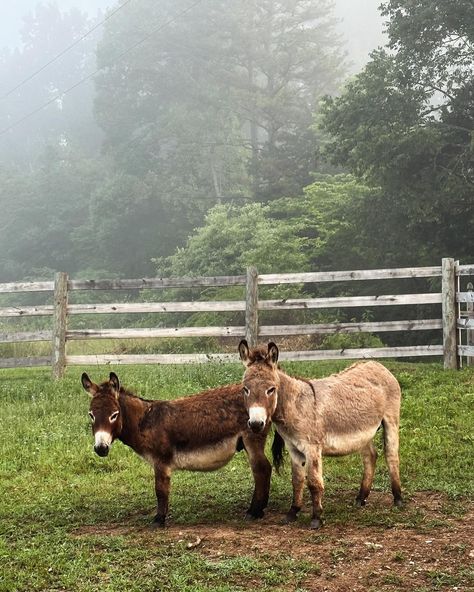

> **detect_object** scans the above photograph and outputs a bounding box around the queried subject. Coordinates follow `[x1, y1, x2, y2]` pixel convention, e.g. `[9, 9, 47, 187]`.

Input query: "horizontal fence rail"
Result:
[0, 330, 53, 343]
[258, 266, 443, 284]
[68, 275, 247, 290]
[0, 319, 445, 344]
[65, 345, 445, 367]
[0, 281, 55, 293]
[0, 258, 472, 377]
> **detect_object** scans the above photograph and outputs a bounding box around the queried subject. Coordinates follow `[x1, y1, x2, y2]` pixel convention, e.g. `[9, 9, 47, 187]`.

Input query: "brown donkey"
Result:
[238, 340, 403, 529]
[81, 372, 273, 527]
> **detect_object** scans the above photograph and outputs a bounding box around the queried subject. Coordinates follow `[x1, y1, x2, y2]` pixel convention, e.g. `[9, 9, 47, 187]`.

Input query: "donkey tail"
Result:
[271, 429, 285, 473]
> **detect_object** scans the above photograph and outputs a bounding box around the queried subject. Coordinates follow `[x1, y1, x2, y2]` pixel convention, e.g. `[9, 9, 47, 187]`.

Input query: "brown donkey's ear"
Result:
[267, 342, 279, 366]
[238, 339, 250, 365]
[81, 373, 98, 396]
[109, 372, 120, 394]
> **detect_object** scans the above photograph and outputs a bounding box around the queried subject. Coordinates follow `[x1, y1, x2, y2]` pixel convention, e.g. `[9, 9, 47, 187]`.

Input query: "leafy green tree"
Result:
[319, 0, 473, 265]
[157, 202, 308, 277]
[158, 175, 383, 277]
[156, 176, 388, 336]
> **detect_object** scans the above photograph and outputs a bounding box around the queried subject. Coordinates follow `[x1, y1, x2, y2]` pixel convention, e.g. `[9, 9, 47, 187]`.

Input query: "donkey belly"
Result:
[172, 437, 238, 471]
[323, 425, 379, 456]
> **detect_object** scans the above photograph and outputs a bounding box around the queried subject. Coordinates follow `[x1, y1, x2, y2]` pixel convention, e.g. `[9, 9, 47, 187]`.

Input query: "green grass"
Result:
[1, 361, 473, 591]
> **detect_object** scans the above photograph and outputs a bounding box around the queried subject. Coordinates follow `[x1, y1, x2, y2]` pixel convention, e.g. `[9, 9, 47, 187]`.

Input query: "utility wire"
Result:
[1, 0, 135, 100]
[0, 0, 205, 138]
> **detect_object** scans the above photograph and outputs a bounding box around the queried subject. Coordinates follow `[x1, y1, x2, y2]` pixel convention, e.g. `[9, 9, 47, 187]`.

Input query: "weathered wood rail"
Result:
[0, 258, 473, 377]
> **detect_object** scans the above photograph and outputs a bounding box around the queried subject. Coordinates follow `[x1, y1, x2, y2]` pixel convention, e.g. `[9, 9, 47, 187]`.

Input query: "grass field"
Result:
[1, 361, 473, 592]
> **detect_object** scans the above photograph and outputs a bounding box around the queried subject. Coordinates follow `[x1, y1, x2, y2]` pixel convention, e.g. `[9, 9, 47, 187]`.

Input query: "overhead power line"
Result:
[0, 0, 205, 138]
[1, 0, 134, 100]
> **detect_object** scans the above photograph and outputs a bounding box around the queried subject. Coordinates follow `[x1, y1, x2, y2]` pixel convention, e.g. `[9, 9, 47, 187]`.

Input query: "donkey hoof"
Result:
[150, 515, 166, 529]
[355, 497, 366, 507]
[284, 511, 298, 524]
[245, 510, 264, 521]
[310, 518, 323, 530]
[394, 497, 403, 508]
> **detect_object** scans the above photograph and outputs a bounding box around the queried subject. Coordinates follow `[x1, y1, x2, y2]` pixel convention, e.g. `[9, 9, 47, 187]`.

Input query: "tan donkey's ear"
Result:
[238, 339, 250, 366]
[81, 372, 98, 397]
[267, 342, 279, 366]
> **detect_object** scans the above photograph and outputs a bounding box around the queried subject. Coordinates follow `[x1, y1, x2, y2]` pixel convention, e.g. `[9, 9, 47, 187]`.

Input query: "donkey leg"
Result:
[244, 434, 272, 519]
[284, 457, 305, 523]
[355, 441, 378, 506]
[151, 462, 171, 528]
[306, 448, 324, 529]
[382, 419, 403, 507]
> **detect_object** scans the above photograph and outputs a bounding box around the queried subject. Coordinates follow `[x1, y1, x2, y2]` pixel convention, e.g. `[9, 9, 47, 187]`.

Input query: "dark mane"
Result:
[118, 385, 154, 404]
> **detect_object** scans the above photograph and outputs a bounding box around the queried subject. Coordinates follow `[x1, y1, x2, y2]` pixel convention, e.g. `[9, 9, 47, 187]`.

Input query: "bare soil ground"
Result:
[76, 492, 474, 591]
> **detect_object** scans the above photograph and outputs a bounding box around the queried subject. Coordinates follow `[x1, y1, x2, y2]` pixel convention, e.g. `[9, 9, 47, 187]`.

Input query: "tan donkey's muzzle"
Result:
[248, 406, 267, 433]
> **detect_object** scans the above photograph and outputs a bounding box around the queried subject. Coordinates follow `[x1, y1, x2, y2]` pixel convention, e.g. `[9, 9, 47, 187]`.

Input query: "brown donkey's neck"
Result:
[117, 389, 154, 452]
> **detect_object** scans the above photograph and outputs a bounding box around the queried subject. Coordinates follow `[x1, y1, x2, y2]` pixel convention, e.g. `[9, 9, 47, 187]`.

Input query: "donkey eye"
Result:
[110, 411, 119, 422]
[266, 387, 276, 396]
[88, 411, 95, 422]
[243, 386, 250, 396]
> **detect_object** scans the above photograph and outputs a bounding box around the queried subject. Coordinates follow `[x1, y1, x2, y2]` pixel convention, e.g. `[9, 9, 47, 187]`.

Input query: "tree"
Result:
[0, 147, 103, 281]
[0, 3, 102, 168]
[319, 0, 474, 264]
[156, 176, 386, 336]
[214, 0, 346, 198]
[95, 0, 346, 204]
[157, 202, 308, 277]
[157, 175, 380, 277]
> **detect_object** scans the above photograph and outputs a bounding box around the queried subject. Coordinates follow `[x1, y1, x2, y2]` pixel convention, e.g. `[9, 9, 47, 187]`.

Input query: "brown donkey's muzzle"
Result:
[94, 444, 110, 457]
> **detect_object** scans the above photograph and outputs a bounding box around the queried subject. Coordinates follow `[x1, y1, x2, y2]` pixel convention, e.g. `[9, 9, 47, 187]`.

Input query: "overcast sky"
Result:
[1, 0, 386, 70]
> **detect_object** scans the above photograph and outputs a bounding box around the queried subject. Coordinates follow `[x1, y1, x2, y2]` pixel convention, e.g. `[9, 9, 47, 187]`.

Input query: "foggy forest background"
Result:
[0, 0, 472, 285]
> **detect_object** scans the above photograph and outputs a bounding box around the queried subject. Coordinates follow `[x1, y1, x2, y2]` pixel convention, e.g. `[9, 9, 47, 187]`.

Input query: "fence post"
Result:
[467, 282, 474, 366]
[245, 266, 259, 347]
[441, 258, 458, 369]
[52, 272, 68, 379]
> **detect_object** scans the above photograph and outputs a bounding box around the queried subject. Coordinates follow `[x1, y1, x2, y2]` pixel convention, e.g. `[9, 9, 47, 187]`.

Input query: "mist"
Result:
[2, 0, 111, 48]
[0, 0, 471, 283]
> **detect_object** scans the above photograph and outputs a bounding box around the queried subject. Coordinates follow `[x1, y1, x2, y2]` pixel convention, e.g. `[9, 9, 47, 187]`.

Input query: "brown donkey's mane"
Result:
[82, 372, 273, 527]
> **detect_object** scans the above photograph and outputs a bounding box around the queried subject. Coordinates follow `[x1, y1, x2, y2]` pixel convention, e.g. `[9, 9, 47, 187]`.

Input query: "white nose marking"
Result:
[249, 406, 267, 424]
[94, 430, 112, 448]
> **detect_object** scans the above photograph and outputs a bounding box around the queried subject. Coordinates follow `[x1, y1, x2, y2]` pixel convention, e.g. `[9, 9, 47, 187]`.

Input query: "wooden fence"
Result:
[0, 258, 473, 378]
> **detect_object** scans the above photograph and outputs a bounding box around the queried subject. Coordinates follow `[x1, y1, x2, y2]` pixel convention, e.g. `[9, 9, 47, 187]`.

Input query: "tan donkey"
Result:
[238, 340, 403, 529]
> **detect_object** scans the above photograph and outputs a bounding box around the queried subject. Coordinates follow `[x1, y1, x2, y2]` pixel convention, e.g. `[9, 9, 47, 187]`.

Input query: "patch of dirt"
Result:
[74, 492, 474, 591]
